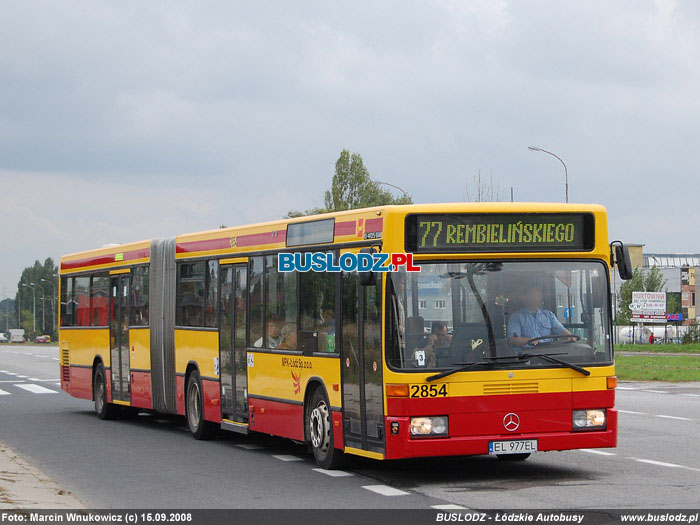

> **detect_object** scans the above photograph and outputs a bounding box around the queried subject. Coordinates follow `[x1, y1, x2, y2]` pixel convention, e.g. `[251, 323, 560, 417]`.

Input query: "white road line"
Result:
[642, 390, 669, 394]
[15, 384, 58, 394]
[616, 387, 637, 390]
[0, 388, 9, 396]
[16, 375, 28, 379]
[618, 410, 645, 415]
[656, 414, 692, 421]
[632, 458, 681, 468]
[272, 454, 303, 462]
[362, 485, 409, 497]
[28, 378, 60, 382]
[51, 358, 60, 361]
[55, 383, 61, 386]
[3, 372, 17, 376]
[432, 504, 467, 510]
[580, 449, 616, 456]
[312, 468, 354, 477]
[0, 380, 24, 383]
[682, 394, 700, 397]
[236, 443, 264, 450]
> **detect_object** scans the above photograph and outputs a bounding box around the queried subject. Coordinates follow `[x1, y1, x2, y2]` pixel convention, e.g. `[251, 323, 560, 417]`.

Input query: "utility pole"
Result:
[41, 278, 57, 337]
[21, 284, 37, 335]
[32, 283, 45, 334]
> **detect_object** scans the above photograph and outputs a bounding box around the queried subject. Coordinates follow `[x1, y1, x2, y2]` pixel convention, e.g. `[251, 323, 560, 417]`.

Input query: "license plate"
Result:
[489, 439, 538, 455]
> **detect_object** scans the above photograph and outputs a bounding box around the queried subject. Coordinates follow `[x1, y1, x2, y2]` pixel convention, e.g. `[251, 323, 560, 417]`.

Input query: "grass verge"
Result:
[615, 344, 700, 354]
[615, 354, 700, 381]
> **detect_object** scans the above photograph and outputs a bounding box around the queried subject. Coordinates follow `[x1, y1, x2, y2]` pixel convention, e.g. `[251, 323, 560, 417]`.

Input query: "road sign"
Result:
[630, 291, 666, 323]
[666, 313, 683, 322]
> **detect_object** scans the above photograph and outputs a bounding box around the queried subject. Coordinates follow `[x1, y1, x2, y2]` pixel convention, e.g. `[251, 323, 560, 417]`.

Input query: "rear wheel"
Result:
[93, 363, 119, 420]
[496, 453, 531, 461]
[308, 388, 344, 469]
[186, 369, 218, 440]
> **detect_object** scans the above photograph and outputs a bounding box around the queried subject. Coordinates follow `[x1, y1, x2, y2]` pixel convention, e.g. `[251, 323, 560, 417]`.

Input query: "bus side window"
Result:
[300, 266, 336, 353]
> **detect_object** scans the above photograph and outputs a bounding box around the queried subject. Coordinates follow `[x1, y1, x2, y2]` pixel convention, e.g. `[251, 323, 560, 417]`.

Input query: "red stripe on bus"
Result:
[176, 229, 287, 254]
[334, 220, 356, 236]
[61, 248, 150, 271]
[131, 371, 153, 410]
[248, 397, 304, 441]
[365, 217, 383, 232]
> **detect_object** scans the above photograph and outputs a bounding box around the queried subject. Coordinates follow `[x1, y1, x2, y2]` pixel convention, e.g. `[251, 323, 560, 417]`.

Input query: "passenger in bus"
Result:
[254, 313, 283, 349]
[411, 321, 452, 367]
[278, 324, 298, 350]
[508, 285, 574, 349]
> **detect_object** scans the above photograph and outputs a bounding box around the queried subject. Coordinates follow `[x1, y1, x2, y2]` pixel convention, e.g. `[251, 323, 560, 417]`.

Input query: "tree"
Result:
[15, 258, 58, 338]
[285, 149, 412, 217]
[617, 267, 667, 324]
[465, 170, 503, 202]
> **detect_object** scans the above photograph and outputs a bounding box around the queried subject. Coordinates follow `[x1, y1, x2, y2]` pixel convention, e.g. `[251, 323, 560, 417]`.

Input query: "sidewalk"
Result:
[0, 441, 84, 509]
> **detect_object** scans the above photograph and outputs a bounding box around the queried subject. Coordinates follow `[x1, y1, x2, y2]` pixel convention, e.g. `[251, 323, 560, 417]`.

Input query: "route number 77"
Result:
[419, 221, 443, 248]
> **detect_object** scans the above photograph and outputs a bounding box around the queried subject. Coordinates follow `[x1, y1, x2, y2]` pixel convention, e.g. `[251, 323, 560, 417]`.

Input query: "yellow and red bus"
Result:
[59, 203, 632, 469]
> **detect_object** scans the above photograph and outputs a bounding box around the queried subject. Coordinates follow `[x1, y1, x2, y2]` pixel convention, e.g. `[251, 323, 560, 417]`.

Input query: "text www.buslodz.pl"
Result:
[278, 252, 421, 272]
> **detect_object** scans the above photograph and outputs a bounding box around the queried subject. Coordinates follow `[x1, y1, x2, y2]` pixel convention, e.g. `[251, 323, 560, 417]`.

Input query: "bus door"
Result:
[341, 269, 385, 455]
[109, 274, 130, 403]
[219, 262, 248, 427]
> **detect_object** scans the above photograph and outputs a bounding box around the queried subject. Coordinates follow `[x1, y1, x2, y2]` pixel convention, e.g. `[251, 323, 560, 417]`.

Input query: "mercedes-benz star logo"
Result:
[503, 413, 520, 432]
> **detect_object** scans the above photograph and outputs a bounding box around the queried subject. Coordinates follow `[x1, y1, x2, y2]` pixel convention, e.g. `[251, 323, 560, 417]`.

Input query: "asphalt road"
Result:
[1, 344, 699, 509]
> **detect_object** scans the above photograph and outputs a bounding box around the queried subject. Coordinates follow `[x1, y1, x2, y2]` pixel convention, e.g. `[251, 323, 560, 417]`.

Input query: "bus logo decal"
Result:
[291, 370, 301, 395]
[503, 413, 520, 432]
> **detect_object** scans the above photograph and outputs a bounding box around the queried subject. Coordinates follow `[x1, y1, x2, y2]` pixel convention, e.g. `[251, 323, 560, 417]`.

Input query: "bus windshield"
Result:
[386, 260, 611, 371]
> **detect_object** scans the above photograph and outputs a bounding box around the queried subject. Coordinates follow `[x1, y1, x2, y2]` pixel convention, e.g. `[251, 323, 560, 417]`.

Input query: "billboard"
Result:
[629, 291, 666, 323]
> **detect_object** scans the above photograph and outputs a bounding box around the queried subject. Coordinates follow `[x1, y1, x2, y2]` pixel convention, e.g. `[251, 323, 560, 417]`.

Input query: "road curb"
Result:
[0, 441, 85, 509]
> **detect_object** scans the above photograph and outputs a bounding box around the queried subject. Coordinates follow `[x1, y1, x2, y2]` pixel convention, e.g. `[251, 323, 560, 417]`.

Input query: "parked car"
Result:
[0, 333, 8, 343]
[35, 335, 51, 344]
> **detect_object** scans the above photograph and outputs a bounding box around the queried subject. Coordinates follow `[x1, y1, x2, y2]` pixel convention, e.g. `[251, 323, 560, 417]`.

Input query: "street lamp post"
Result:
[375, 181, 409, 200]
[40, 278, 57, 336]
[32, 283, 46, 334]
[21, 284, 37, 334]
[528, 146, 569, 203]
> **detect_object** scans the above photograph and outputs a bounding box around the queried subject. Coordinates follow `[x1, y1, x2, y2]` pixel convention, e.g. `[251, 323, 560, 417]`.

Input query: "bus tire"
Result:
[496, 453, 530, 461]
[186, 369, 218, 440]
[93, 363, 119, 420]
[308, 388, 344, 470]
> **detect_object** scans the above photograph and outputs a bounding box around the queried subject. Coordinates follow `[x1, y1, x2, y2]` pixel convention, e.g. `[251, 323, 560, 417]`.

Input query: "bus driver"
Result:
[508, 284, 574, 349]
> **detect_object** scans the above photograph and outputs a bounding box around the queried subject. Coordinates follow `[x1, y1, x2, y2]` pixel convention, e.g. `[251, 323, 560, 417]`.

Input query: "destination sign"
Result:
[405, 213, 594, 253]
[286, 218, 335, 247]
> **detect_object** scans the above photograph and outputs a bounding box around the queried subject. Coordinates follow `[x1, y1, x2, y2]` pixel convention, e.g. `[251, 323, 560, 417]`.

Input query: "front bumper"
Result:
[384, 408, 617, 459]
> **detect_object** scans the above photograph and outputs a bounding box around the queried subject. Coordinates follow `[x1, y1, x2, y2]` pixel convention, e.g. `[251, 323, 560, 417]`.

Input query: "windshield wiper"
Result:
[426, 361, 495, 382]
[520, 352, 591, 376]
[426, 356, 522, 382]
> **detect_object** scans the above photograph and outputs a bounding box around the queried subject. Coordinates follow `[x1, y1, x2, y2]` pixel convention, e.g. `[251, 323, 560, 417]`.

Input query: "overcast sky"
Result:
[2, 0, 699, 296]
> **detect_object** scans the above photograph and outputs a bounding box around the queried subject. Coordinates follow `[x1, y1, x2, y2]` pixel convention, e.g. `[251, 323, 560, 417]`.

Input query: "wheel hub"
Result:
[309, 401, 331, 452]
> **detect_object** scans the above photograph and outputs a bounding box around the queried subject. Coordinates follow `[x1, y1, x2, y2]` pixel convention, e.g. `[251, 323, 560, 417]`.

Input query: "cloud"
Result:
[1, 1, 700, 294]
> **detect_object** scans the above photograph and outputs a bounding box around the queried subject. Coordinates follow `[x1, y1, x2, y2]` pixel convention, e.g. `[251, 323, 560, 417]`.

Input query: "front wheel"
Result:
[186, 369, 218, 440]
[496, 453, 531, 461]
[93, 363, 119, 420]
[308, 388, 344, 469]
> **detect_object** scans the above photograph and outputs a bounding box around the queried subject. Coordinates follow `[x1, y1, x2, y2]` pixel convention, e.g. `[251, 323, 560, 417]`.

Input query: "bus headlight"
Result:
[572, 409, 606, 430]
[410, 416, 448, 437]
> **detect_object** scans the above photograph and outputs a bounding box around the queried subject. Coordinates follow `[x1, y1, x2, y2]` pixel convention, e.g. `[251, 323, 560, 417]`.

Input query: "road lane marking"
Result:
[616, 387, 637, 390]
[363, 485, 409, 496]
[656, 414, 692, 421]
[3, 372, 17, 376]
[272, 454, 303, 462]
[632, 458, 681, 468]
[682, 394, 700, 397]
[641, 390, 669, 394]
[312, 468, 354, 477]
[236, 443, 264, 450]
[0, 388, 9, 396]
[580, 449, 616, 456]
[618, 410, 645, 415]
[432, 505, 467, 510]
[16, 375, 28, 379]
[16, 384, 58, 394]
[28, 378, 60, 382]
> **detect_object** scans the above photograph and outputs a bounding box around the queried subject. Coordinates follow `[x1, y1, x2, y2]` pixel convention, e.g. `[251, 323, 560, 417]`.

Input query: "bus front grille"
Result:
[483, 382, 539, 395]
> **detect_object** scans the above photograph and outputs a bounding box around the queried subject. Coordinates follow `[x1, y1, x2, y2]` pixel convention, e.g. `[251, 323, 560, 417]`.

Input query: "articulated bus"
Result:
[59, 203, 632, 469]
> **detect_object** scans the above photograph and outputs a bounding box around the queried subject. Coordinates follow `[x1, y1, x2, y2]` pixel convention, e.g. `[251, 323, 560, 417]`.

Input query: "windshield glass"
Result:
[386, 261, 611, 371]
